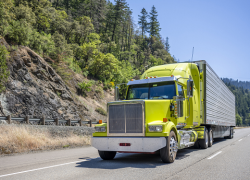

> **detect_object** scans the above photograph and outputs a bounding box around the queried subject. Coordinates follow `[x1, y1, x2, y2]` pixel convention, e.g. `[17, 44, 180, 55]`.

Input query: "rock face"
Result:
[0, 38, 88, 121]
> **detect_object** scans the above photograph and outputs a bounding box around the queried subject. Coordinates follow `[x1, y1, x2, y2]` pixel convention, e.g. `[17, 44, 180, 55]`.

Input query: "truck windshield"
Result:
[126, 81, 176, 100]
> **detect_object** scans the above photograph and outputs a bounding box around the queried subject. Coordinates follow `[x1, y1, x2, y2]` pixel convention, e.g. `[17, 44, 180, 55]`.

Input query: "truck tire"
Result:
[98, 151, 116, 160]
[193, 140, 200, 149]
[225, 127, 234, 139]
[199, 128, 208, 149]
[160, 131, 178, 163]
[208, 128, 213, 147]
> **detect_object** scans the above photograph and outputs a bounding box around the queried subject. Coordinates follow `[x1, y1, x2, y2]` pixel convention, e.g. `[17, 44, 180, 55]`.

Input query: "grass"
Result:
[95, 107, 107, 116]
[0, 125, 91, 155]
[56, 91, 61, 97]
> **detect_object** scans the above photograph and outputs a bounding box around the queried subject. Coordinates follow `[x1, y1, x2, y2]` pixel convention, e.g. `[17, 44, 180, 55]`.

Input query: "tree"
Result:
[165, 37, 170, 53]
[138, 8, 148, 37]
[236, 114, 242, 126]
[111, 0, 127, 42]
[148, 5, 161, 38]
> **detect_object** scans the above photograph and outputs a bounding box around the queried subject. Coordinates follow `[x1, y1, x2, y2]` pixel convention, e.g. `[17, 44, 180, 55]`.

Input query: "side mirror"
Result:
[187, 80, 193, 97]
[114, 86, 119, 101]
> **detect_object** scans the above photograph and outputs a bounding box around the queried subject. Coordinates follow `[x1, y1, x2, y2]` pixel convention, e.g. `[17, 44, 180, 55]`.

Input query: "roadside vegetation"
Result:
[0, 0, 175, 97]
[0, 124, 91, 155]
[0, 42, 9, 93]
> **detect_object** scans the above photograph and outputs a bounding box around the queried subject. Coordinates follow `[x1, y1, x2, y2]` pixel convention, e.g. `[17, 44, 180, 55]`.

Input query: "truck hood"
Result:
[144, 100, 172, 123]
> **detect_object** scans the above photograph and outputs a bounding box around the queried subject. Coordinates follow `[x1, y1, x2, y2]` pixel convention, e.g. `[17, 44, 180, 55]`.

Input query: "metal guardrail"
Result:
[0, 115, 104, 127]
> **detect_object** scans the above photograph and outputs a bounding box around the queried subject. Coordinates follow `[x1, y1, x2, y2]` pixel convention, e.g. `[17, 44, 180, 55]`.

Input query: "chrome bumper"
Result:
[91, 137, 166, 152]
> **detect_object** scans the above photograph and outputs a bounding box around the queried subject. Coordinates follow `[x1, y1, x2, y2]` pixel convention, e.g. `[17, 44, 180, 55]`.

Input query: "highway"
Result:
[0, 128, 250, 180]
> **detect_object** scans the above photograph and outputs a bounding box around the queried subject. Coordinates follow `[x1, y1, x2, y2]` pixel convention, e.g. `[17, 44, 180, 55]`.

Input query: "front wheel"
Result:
[160, 131, 178, 163]
[98, 151, 116, 160]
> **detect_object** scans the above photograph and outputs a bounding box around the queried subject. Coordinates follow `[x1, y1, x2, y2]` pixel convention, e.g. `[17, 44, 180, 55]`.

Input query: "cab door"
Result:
[177, 84, 186, 124]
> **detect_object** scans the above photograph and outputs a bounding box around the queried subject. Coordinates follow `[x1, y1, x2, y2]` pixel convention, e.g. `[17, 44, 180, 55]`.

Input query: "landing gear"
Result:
[160, 131, 178, 163]
[98, 151, 116, 160]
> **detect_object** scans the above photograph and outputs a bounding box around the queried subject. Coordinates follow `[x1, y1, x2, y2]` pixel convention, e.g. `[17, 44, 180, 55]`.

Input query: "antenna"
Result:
[191, 47, 194, 62]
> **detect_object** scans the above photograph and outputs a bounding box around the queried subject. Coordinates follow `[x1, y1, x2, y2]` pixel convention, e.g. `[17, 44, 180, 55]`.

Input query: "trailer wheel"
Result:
[225, 127, 234, 139]
[208, 128, 213, 147]
[98, 151, 116, 160]
[199, 128, 208, 149]
[160, 131, 178, 163]
[230, 127, 234, 139]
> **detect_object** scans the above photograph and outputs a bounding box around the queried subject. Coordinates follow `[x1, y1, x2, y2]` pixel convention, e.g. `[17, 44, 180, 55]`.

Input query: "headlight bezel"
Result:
[148, 125, 163, 132]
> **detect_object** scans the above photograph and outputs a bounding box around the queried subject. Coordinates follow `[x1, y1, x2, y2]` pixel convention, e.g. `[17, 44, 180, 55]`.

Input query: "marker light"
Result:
[99, 120, 102, 124]
[119, 143, 131, 146]
[163, 118, 168, 122]
[146, 77, 148, 79]
[154, 76, 157, 78]
[171, 75, 174, 77]
[150, 76, 153, 78]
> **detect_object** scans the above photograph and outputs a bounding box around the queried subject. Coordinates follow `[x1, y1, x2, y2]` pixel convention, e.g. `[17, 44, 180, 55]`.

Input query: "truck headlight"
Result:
[148, 125, 163, 132]
[95, 127, 106, 132]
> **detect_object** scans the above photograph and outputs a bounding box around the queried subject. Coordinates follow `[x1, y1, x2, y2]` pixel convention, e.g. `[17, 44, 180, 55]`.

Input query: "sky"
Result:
[110, 0, 250, 81]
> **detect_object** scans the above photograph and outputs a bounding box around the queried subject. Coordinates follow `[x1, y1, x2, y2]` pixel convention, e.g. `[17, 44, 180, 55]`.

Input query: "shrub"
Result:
[78, 80, 93, 93]
[89, 53, 121, 82]
[0, 44, 9, 93]
[95, 107, 107, 116]
[95, 85, 104, 99]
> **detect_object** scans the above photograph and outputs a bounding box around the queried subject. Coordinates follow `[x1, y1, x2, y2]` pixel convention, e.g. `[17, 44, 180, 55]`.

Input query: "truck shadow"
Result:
[75, 138, 227, 169]
[76, 153, 164, 169]
[76, 150, 193, 169]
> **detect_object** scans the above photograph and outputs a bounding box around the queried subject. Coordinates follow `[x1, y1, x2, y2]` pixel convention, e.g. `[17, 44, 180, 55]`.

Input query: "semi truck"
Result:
[91, 60, 235, 163]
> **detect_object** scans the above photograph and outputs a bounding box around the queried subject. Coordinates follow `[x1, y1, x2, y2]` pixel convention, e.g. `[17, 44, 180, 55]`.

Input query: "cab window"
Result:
[178, 84, 184, 97]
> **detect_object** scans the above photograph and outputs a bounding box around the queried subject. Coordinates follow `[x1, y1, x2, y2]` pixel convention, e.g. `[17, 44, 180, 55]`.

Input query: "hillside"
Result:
[222, 78, 250, 90]
[0, 37, 113, 122]
[0, 0, 175, 121]
[224, 81, 250, 126]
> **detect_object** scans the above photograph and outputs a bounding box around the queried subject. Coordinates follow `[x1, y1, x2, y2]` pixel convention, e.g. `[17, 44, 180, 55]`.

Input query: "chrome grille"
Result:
[109, 103, 143, 134]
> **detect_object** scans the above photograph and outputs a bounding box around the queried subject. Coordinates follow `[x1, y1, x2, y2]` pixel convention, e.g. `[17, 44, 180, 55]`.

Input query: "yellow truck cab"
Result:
[91, 60, 235, 163]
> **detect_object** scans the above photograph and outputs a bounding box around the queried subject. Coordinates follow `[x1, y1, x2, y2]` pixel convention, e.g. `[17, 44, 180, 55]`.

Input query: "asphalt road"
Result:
[0, 128, 250, 180]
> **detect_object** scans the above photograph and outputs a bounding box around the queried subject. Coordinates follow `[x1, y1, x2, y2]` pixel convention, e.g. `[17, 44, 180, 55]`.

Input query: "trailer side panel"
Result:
[205, 63, 235, 126]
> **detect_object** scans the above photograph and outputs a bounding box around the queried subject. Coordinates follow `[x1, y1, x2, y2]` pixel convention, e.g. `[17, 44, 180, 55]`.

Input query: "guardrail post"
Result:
[7, 115, 11, 124]
[25, 115, 29, 124]
[55, 118, 59, 126]
[89, 120, 92, 127]
[67, 119, 71, 126]
[41, 116, 45, 125]
[78, 120, 82, 126]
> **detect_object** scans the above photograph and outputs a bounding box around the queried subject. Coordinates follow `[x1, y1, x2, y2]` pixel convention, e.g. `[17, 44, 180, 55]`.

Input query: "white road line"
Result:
[239, 139, 243, 141]
[0, 158, 96, 178]
[207, 151, 222, 160]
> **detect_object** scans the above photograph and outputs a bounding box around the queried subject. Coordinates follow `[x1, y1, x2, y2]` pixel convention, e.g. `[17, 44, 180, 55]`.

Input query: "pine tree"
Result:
[148, 5, 161, 38]
[111, 0, 127, 42]
[138, 8, 148, 37]
[165, 37, 170, 53]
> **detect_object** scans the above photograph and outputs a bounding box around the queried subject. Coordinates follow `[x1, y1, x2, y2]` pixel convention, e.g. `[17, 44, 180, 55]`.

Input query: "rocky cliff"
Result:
[0, 38, 113, 122]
